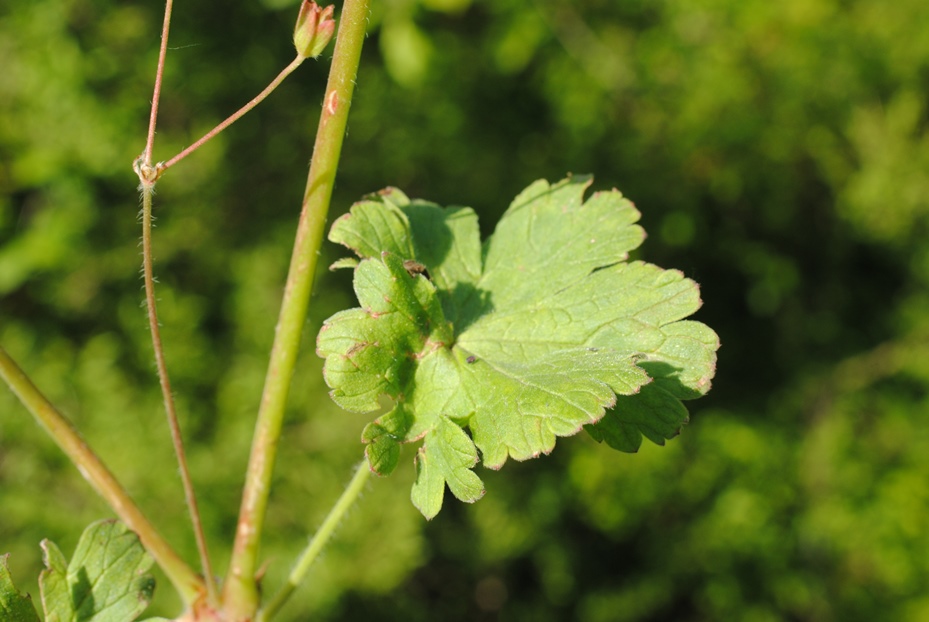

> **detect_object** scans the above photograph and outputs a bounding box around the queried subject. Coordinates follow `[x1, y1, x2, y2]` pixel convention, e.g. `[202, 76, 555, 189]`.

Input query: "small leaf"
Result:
[39, 538, 69, 622]
[361, 420, 402, 475]
[411, 417, 485, 520]
[329, 257, 358, 270]
[39, 520, 156, 622]
[0, 554, 41, 622]
[319, 175, 720, 517]
[329, 189, 414, 261]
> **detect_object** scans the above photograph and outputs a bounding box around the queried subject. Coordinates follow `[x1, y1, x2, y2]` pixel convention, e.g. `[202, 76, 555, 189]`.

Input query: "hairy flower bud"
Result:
[293, 1, 336, 59]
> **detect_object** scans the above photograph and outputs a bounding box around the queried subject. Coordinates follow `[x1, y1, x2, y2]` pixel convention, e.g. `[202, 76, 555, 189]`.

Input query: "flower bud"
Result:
[293, 1, 336, 59]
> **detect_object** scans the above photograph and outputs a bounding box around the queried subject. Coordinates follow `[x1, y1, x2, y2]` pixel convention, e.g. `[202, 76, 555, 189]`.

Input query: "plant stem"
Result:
[140, 183, 218, 605]
[143, 0, 175, 166]
[256, 461, 371, 622]
[0, 346, 204, 605]
[160, 55, 305, 175]
[222, 0, 372, 617]
[137, 0, 219, 603]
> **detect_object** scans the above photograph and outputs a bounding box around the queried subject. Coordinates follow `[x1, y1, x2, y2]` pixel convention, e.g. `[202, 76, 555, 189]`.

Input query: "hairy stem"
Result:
[160, 55, 305, 175]
[0, 346, 204, 604]
[136, 0, 218, 603]
[140, 183, 218, 605]
[257, 461, 371, 622]
[222, 0, 372, 617]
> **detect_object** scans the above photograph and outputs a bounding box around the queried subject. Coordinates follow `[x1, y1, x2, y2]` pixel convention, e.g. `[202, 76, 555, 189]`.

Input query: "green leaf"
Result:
[587, 320, 720, 452]
[411, 417, 485, 520]
[0, 554, 41, 622]
[320, 251, 454, 416]
[39, 520, 156, 622]
[319, 175, 720, 517]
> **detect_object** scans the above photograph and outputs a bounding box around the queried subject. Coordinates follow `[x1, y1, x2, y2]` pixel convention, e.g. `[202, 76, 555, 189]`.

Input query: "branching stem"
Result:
[159, 55, 306, 175]
[135, 0, 220, 604]
[0, 346, 204, 605]
[222, 0, 372, 618]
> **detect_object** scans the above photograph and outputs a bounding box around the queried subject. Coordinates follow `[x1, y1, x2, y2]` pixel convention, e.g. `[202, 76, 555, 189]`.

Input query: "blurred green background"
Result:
[2, 0, 929, 619]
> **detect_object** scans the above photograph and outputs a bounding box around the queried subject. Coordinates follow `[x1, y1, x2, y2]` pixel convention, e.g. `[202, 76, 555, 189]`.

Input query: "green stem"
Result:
[221, 0, 372, 618]
[256, 461, 371, 622]
[0, 346, 204, 605]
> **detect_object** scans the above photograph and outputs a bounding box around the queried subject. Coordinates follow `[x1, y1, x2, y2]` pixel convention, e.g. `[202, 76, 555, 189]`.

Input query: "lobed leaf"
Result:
[0, 554, 41, 622]
[39, 520, 156, 622]
[319, 176, 720, 517]
[411, 417, 485, 519]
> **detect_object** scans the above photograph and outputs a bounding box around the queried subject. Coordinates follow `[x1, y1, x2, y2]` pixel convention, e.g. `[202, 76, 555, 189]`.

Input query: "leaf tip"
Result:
[329, 257, 359, 271]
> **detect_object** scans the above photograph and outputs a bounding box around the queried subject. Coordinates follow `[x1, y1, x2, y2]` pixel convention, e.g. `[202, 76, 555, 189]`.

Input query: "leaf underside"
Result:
[318, 175, 719, 518]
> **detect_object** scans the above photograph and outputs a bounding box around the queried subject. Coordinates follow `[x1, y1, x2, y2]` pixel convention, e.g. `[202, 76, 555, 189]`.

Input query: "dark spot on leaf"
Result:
[346, 342, 366, 356]
[403, 259, 430, 279]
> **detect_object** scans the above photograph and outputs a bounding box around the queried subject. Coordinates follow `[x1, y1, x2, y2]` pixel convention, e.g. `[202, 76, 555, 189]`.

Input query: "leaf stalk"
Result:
[159, 55, 306, 175]
[140, 182, 218, 605]
[0, 346, 204, 605]
[142, 0, 175, 166]
[256, 461, 371, 622]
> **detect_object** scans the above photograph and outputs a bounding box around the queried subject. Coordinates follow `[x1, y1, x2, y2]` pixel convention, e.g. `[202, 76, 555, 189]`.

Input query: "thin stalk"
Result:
[222, 0, 372, 617]
[256, 462, 371, 622]
[140, 183, 218, 605]
[136, 0, 218, 602]
[160, 55, 305, 175]
[0, 346, 204, 605]
[143, 0, 175, 165]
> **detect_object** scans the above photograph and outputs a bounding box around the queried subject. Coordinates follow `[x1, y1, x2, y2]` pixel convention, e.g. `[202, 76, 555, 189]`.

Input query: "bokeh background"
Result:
[3, 0, 929, 619]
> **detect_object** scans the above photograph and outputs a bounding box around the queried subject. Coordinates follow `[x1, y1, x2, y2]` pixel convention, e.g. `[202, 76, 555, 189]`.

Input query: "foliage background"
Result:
[2, 0, 929, 619]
